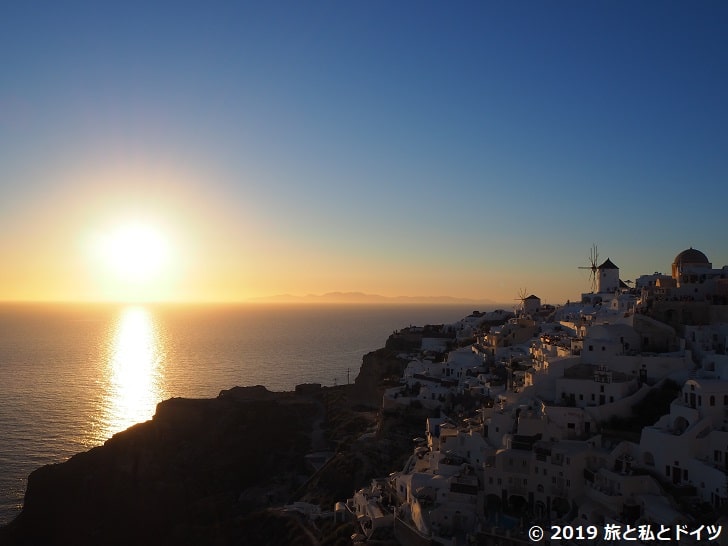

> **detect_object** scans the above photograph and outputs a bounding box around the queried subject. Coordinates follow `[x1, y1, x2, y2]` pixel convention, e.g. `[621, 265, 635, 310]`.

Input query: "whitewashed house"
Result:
[639, 378, 728, 508]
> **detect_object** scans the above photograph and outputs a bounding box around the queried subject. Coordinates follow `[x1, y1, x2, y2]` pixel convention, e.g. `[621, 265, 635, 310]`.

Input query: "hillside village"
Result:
[340, 247, 728, 545]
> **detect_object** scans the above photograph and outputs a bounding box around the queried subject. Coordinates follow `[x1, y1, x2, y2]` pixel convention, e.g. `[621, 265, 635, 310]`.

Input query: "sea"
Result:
[0, 302, 487, 525]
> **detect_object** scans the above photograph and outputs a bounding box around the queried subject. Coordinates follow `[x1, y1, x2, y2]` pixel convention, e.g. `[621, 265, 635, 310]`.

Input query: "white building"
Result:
[555, 363, 639, 410]
[598, 258, 621, 294]
[639, 378, 728, 508]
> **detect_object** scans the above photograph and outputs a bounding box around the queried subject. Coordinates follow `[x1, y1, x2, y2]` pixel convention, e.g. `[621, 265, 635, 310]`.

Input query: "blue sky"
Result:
[1, 1, 726, 303]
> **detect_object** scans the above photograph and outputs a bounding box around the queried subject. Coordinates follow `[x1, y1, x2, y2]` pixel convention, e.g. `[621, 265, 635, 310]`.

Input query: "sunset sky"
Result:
[1, 2, 726, 304]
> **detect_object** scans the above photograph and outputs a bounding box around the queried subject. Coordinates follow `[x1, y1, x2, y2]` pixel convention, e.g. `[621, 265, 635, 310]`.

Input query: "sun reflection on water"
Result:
[100, 306, 166, 441]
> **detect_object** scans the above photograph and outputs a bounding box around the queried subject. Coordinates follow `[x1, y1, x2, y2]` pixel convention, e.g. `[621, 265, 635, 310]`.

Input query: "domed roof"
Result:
[673, 247, 709, 265]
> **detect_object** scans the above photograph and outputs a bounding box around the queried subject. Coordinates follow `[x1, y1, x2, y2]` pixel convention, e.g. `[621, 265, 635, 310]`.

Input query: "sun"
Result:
[98, 222, 171, 283]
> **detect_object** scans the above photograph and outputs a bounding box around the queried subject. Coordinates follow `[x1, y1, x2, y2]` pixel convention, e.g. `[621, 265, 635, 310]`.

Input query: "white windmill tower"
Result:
[515, 288, 540, 316]
[597, 258, 620, 294]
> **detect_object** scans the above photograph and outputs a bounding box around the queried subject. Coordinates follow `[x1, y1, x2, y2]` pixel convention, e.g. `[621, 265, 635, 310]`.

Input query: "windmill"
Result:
[578, 244, 599, 292]
[514, 287, 528, 313]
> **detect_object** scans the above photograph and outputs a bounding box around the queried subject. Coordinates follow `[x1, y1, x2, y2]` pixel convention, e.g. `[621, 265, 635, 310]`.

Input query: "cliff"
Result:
[0, 386, 319, 546]
[350, 347, 410, 408]
[0, 333, 429, 545]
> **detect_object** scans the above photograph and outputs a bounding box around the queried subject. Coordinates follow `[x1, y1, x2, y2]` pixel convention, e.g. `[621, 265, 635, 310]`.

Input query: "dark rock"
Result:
[351, 348, 407, 407]
[1, 329, 417, 545]
[0, 389, 318, 545]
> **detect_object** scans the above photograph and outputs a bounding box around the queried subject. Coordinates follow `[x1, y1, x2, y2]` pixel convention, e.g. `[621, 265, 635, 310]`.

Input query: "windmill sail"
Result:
[578, 244, 599, 292]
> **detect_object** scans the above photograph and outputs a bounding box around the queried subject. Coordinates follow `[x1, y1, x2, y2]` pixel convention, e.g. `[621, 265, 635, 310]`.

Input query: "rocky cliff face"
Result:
[351, 347, 409, 408]
[0, 331, 420, 545]
[0, 387, 318, 546]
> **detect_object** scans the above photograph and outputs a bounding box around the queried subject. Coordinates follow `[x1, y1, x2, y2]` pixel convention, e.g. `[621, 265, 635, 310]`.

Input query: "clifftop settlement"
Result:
[343, 247, 728, 545]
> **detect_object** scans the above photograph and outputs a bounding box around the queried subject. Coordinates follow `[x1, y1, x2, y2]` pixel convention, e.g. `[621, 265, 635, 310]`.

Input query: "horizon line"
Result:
[0, 296, 515, 306]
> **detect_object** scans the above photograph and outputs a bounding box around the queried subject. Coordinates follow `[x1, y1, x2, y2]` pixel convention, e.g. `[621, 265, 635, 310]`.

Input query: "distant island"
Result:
[247, 291, 496, 305]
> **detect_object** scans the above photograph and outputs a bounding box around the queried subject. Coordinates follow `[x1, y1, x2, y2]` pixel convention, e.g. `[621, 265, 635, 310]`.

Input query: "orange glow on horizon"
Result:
[0, 163, 584, 305]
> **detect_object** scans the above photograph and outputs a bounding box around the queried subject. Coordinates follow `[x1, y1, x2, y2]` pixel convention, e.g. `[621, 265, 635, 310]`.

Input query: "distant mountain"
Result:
[248, 291, 495, 304]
